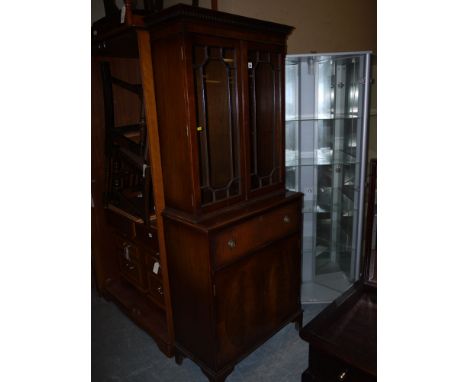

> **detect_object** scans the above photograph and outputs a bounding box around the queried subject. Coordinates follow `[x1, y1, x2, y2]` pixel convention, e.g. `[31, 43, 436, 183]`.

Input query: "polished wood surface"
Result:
[164, 193, 302, 380]
[148, 6, 293, 218]
[150, 8, 299, 379]
[212, 199, 300, 269]
[151, 32, 195, 213]
[215, 234, 301, 368]
[137, 28, 176, 347]
[164, 218, 215, 367]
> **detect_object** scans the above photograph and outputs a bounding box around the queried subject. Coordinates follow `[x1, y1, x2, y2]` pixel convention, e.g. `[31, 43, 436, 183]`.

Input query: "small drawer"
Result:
[107, 209, 136, 239]
[213, 200, 300, 268]
[114, 235, 141, 260]
[147, 272, 165, 307]
[309, 351, 375, 382]
[118, 255, 147, 292]
[135, 223, 158, 249]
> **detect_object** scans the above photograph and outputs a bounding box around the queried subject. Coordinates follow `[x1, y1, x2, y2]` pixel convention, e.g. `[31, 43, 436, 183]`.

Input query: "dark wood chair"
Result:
[299, 159, 377, 382]
[100, 61, 154, 225]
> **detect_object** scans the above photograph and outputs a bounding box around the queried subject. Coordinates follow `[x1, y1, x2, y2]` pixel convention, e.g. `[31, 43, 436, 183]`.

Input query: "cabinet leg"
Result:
[294, 311, 303, 331]
[174, 349, 185, 365]
[201, 366, 234, 382]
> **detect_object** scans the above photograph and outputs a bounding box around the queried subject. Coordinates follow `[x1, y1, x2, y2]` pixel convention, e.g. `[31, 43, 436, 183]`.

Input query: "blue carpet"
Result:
[92, 288, 327, 381]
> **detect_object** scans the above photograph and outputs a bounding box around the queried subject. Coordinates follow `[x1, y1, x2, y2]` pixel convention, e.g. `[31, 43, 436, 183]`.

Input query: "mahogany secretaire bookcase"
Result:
[92, 4, 303, 381]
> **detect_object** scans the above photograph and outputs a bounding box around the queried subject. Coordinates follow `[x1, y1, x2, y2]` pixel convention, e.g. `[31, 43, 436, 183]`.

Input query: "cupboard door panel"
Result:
[192, 39, 242, 207]
[214, 234, 301, 368]
[248, 46, 284, 194]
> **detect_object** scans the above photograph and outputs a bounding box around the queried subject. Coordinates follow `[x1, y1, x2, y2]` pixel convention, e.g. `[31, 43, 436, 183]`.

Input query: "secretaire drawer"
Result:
[213, 200, 300, 268]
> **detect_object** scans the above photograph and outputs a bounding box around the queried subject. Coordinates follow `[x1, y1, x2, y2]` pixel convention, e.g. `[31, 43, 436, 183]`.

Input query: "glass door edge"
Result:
[354, 53, 372, 279]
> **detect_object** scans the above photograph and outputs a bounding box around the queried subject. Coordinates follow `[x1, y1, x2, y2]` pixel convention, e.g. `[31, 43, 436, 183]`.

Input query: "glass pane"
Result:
[285, 121, 298, 167]
[285, 166, 297, 191]
[205, 59, 232, 188]
[193, 44, 240, 205]
[285, 62, 299, 121]
[253, 62, 275, 176]
[249, 49, 281, 191]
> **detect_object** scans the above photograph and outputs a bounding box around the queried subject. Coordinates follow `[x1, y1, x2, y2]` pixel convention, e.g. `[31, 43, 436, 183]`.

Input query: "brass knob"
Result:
[227, 239, 236, 249]
[284, 215, 290, 223]
[338, 371, 347, 381]
[157, 286, 164, 295]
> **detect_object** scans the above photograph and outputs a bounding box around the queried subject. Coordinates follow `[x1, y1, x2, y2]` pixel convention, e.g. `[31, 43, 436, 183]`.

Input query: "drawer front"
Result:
[143, 251, 162, 279]
[114, 235, 141, 259]
[114, 235, 147, 291]
[213, 200, 300, 268]
[309, 351, 376, 382]
[135, 223, 158, 249]
[147, 272, 165, 307]
[142, 251, 165, 307]
[118, 255, 147, 292]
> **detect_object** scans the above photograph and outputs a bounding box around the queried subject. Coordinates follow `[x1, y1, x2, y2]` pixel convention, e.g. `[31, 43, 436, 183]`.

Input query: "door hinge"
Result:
[186, 124, 189, 137]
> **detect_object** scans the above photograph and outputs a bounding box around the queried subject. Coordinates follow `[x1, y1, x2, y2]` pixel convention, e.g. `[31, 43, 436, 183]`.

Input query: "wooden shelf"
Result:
[107, 203, 156, 224]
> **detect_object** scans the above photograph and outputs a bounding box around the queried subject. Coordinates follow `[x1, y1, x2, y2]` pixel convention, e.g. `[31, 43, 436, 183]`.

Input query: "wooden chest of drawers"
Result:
[108, 214, 165, 301]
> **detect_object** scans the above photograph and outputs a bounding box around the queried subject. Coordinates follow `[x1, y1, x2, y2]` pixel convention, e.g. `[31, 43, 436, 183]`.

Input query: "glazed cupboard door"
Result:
[190, 36, 244, 211]
[246, 43, 285, 197]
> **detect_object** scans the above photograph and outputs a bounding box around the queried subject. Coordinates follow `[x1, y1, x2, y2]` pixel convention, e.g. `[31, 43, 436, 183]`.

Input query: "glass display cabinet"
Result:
[285, 52, 372, 302]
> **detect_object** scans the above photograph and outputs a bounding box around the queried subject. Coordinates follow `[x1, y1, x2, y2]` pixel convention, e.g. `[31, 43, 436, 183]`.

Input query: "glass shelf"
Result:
[302, 236, 355, 254]
[286, 114, 360, 122]
[285, 150, 359, 167]
[302, 200, 357, 215]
